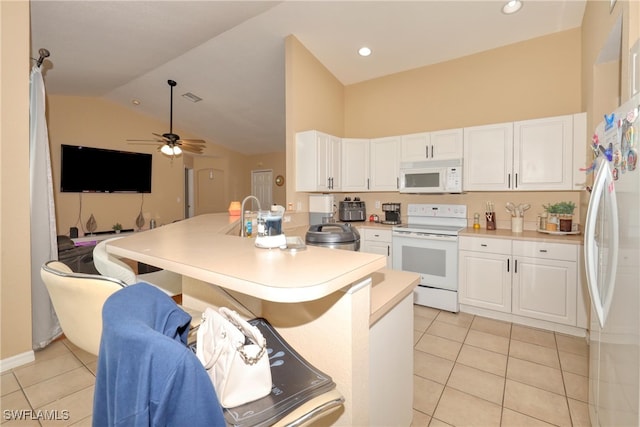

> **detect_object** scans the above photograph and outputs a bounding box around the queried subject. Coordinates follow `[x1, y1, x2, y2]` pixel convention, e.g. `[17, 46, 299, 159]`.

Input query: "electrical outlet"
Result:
[283, 215, 291, 223]
[375, 200, 381, 209]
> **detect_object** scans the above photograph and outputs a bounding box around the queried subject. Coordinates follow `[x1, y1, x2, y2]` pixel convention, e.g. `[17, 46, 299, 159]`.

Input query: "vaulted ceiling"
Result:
[30, 1, 586, 155]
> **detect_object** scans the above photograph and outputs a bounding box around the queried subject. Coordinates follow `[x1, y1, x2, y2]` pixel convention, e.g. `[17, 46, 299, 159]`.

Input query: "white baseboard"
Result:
[0, 350, 35, 373]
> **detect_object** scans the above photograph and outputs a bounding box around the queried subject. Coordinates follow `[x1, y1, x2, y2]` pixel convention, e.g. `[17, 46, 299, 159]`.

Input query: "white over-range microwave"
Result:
[399, 159, 463, 193]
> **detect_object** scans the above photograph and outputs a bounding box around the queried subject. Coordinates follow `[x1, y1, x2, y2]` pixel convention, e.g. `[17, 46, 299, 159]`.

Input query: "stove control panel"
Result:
[406, 204, 467, 219]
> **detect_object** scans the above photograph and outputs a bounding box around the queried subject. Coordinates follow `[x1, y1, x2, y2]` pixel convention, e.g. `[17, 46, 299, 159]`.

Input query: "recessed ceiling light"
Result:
[358, 47, 372, 57]
[131, 99, 141, 106]
[502, 0, 522, 14]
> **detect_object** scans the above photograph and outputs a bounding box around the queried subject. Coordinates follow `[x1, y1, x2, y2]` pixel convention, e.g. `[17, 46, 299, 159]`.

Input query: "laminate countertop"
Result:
[106, 213, 388, 303]
[459, 227, 584, 245]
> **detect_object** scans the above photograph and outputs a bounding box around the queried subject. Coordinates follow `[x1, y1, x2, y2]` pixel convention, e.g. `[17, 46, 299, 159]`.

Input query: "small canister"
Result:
[150, 219, 156, 229]
[539, 212, 548, 230]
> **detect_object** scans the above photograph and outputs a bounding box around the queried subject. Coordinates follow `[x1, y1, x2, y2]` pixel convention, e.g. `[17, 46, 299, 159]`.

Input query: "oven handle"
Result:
[392, 231, 458, 241]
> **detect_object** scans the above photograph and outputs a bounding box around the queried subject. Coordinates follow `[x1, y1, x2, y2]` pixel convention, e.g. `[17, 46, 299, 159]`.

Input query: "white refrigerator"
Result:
[585, 94, 640, 427]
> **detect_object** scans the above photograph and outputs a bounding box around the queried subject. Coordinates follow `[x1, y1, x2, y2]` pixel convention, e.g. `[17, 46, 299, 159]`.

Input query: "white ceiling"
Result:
[30, 0, 586, 155]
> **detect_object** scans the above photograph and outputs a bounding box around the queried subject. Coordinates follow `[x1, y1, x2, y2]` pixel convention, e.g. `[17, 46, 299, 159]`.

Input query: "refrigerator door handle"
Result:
[584, 160, 619, 328]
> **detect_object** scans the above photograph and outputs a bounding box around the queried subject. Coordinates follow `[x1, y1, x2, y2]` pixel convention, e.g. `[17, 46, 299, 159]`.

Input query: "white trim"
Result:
[0, 350, 35, 373]
[459, 304, 587, 337]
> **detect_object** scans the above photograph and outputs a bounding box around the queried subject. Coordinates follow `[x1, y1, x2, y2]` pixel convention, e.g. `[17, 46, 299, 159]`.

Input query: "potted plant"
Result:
[112, 223, 123, 234]
[543, 202, 576, 232]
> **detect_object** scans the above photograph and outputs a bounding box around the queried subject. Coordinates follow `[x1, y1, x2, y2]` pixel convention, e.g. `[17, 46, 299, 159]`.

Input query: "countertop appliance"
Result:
[381, 203, 401, 225]
[255, 205, 286, 249]
[399, 159, 462, 194]
[392, 203, 467, 311]
[309, 194, 335, 224]
[305, 223, 360, 251]
[585, 94, 639, 427]
[338, 197, 366, 222]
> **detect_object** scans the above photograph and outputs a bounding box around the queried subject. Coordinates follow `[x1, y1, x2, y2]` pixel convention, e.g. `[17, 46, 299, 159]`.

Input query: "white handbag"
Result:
[196, 307, 272, 408]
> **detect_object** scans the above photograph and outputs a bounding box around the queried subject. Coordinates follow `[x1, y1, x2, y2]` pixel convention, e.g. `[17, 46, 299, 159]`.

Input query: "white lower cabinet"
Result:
[459, 237, 512, 313]
[459, 236, 584, 332]
[360, 228, 393, 269]
[511, 240, 577, 326]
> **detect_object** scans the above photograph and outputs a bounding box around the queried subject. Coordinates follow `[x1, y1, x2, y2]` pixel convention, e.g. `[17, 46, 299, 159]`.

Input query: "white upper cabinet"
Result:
[296, 130, 341, 192]
[514, 115, 573, 191]
[463, 114, 579, 191]
[463, 122, 514, 191]
[341, 138, 370, 191]
[370, 136, 401, 191]
[401, 129, 463, 162]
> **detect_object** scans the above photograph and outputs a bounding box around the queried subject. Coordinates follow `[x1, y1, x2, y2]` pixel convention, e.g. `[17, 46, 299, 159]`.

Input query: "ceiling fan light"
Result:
[161, 144, 173, 155]
[173, 146, 182, 155]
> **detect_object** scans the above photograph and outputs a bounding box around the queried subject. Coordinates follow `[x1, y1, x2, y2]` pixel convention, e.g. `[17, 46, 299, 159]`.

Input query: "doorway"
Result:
[184, 167, 194, 218]
[252, 170, 273, 209]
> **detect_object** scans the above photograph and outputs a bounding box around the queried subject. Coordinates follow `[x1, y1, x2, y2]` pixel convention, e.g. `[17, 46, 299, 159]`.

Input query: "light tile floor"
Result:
[1, 305, 591, 426]
[411, 305, 591, 427]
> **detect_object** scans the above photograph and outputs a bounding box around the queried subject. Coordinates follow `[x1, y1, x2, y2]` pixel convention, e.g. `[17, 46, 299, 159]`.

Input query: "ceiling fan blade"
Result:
[181, 145, 204, 154]
[152, 132, 168, 140]
[178, 139, 206, 146]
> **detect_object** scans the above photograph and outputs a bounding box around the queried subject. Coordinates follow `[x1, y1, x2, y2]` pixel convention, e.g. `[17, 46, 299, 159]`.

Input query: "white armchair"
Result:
[40, 260, 126, 355]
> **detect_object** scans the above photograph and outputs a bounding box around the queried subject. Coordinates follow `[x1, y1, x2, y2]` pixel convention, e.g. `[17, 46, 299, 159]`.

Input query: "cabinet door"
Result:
[514, 115, 573, 190]
[317, 133, 341, 191]
[370, 136, 400, 191]
[363, 241, 392, 268]
[341, 138, 369, 191]
[458, 250, 512, 313]
[463, 123, 513, 191]
[400, 132, 430, 161]
[431, 129, 463, 160]
[512, 256, 577, 325]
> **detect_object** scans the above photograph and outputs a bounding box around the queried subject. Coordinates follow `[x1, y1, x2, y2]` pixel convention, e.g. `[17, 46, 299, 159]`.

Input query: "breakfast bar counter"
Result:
[105, 213, 417, 426]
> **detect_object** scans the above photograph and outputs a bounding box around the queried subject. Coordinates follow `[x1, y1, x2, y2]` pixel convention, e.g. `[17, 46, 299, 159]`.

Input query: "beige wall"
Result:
[1, 0, 33, 361]
[285, 36, 345, 209]
[345, 29, 581, 136]
[47, 95, 274, 233]
[287, 29, 584, 227]
[579, 0, 639, 225]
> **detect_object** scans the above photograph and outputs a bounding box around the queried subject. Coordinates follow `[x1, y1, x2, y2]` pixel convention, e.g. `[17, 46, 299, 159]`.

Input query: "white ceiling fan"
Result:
[128, 79, 205, 156]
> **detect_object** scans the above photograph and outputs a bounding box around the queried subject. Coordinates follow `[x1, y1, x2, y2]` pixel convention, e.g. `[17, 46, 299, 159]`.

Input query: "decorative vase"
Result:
[86, 214, 97, 235]
[135, 211, 145, 230]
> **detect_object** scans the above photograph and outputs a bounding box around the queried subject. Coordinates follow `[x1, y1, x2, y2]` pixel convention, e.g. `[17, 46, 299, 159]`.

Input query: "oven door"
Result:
[392, 231, 458, 290]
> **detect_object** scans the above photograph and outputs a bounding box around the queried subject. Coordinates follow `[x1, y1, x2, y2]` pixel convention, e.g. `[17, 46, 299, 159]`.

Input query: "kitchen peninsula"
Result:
[106, 213, 418, 426]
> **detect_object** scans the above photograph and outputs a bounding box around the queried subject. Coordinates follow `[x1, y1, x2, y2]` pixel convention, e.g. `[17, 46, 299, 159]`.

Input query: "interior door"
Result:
[584, 159, 619, 327]
[252, 170, 273, 209]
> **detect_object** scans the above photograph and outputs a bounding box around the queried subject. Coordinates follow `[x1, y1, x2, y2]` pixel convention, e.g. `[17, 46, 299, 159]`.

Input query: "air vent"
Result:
[182, 92, 202, 103]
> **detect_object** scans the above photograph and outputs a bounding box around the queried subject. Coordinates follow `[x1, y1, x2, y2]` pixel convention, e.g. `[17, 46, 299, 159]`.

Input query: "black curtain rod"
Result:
[33, 48, 50, 67]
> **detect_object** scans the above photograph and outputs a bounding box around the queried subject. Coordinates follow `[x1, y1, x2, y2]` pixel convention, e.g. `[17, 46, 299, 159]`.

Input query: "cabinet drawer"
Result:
[459, 236, 511, 254]
[362, 228, 392, 243]
[512, 240, 578, 262]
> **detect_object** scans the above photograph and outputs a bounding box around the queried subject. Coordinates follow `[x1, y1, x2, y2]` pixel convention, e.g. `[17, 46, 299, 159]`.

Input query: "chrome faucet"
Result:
[239, 195, 261, 237]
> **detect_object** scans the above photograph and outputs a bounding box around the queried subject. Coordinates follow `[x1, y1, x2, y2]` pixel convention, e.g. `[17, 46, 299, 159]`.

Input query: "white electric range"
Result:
[392, 204, 467, 312]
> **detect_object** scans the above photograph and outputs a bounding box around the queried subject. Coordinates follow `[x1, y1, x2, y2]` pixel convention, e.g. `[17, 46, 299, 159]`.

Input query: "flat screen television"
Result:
[60, 144, 152, 193]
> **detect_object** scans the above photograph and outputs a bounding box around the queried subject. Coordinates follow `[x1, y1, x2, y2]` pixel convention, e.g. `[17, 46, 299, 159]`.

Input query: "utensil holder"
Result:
[485, 212, 496, 230]
[511, 217, 523, 233]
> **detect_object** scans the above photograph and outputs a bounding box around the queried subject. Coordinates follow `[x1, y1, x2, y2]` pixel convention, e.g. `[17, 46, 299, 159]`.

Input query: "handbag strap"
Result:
[219, 307, 267, 365]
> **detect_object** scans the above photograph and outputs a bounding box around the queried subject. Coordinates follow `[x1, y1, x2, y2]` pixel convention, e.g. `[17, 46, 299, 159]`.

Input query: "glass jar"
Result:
[473, 213, 481, 229]
[539, 212, 548, 230]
